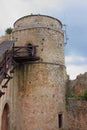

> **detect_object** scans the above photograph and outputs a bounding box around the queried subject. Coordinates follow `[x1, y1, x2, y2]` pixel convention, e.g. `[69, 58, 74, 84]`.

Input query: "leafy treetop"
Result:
[5, 27, 13, 34]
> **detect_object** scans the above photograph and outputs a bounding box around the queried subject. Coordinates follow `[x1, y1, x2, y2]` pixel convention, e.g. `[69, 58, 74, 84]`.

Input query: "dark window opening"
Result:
[58, 114, 63, 129]
[42, 38, 45, 41]
[27, 43, 36, 57]
[41, 48, 43, 51]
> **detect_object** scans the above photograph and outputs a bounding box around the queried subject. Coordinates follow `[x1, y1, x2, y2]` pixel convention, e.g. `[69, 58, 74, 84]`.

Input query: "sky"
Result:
[0, 0, 87, 79]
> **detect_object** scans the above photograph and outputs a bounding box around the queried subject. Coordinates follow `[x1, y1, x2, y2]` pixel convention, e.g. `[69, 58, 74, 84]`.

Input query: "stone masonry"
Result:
[66, 72, 87, 130]
[0, 14, 87, 130]
[0, 15, 68, 130]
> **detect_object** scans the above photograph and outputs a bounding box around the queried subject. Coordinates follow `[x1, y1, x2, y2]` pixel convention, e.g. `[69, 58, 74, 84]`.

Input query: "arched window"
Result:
[1, 103, 9, 130]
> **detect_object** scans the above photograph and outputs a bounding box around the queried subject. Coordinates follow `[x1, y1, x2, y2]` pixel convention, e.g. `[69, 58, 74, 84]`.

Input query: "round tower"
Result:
[12, 15, 67, 130]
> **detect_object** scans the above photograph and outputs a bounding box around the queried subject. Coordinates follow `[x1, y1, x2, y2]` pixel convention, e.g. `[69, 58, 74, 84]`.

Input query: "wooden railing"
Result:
[0, 44, 40, 97]
[12, 45, 40, 62]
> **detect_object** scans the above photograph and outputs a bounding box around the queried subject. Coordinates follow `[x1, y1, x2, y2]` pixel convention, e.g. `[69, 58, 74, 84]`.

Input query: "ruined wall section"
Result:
[0, 34, 16, 130]
[66, 72, 87, 96]
[0, 69, 18, 130]
[67, 99, 87, 130]
[0, 37, 19, 129]
[0, 34, 12, 43]
[67, 72, 87, 130]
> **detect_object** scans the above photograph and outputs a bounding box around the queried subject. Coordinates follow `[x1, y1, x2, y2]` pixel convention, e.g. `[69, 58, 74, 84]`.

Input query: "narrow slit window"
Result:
[58, 114, 63, 128]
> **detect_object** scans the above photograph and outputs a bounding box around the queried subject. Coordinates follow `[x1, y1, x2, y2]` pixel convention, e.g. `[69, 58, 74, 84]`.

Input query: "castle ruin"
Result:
[0, 14, 87, 130]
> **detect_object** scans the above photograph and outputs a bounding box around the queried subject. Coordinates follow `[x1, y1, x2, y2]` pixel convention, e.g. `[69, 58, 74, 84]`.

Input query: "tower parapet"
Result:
[12, 15, 65, 66]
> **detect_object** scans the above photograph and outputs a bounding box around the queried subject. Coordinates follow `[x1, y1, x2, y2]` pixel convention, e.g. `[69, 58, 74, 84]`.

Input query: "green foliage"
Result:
[5, 27, 12, 34]
[66, 90, 87, 100]
[66, 91, 87, 110]
[66, 94, 74, 98]
[75, 95, 84, 100]
[83, 90, 87, 100]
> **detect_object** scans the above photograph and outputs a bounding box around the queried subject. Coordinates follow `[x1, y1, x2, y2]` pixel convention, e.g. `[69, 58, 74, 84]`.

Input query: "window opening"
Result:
[27, 43, 35, 57]
[58, 113, 63, 129]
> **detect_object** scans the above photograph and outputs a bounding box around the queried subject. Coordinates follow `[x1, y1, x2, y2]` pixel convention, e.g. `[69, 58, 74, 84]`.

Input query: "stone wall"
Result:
[0, 34, 12, 43]
[0, 70, 17, 130]
[66, 72, 87, 96]
[67, 99, 87, 130]
[67, 72, 87, 130]
[12, 15, 67, 130]
[1, 14, 87, 130]
[0, 15, 68, 130]
[12, 15, 65, 65]
[13, 15, 62, 31]
[14, 63, 67, 130]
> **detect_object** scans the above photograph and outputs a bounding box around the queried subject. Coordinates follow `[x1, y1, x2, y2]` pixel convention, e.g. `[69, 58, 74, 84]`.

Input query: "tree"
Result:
[5, 27, 13, 34]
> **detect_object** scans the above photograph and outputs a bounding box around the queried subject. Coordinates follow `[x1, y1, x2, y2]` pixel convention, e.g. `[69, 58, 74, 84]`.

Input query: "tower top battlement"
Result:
[13, 14, 63, 33]
[14, 14, 62, 28]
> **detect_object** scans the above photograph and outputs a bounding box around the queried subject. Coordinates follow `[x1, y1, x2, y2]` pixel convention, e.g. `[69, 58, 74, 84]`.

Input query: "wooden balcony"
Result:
[12, 44, 40, 63]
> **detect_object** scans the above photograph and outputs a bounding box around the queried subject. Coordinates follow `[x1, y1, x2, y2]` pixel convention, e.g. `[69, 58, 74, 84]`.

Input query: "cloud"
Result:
[65, 55, 87, 64]
[66, 64, 87, 80]
[0, 0, 63, 18]
[2, 0, 87, 34]
[0, 0, 64, 35]
[62, 0, 87, 9]
[26, 0, 63, 10]
[65, 55, 87, 79]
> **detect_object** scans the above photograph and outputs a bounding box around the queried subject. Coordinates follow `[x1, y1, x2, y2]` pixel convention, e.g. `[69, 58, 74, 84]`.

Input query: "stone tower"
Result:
[11, 15, 67, 130]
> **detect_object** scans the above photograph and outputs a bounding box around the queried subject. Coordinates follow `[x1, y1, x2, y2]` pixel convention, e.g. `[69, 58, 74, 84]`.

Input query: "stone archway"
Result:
[1, 103, 9, 130]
